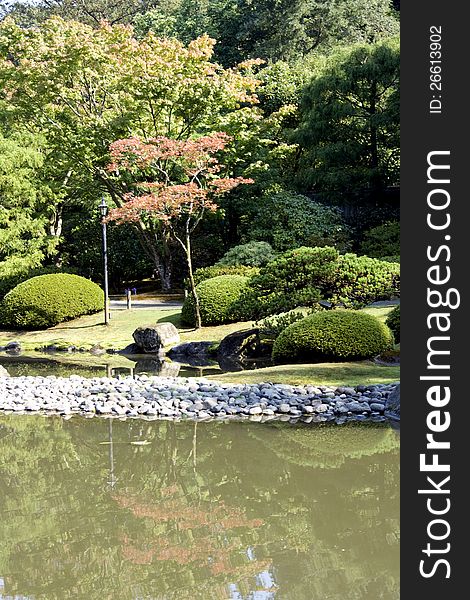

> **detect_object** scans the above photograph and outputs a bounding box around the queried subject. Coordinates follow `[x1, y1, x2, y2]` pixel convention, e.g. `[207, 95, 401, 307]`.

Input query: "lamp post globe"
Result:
[99, 196, 109, 219]
[100, 196, 110, 325]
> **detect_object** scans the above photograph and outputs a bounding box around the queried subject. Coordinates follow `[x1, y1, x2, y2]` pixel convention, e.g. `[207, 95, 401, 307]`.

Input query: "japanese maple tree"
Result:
[105, 132, 252, 328]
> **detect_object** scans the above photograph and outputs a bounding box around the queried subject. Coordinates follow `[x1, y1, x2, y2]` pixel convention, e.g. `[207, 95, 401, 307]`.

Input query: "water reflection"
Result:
[0, 352, 274, 380]
[0, 353, 222, 379]
[0, 417, 399, 599]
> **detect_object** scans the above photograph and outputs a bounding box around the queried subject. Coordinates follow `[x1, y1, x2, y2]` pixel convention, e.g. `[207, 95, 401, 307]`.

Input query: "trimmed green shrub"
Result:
[0, 266, 78, 300]
[181, 275, 249, 326]
[217, 241, 276, 267]
[232, 246, 400, 320]
[272, 310, 393, 363]
[385, 305, 400, 343]
[256, 308, 312, 337]
[185, 265, 259, 291]
[332, 254, 400, 307]
[379, 255, 400, 263]
[360, 221, 400, 258]
[1, 274, 104, 329]
[233, 246, 339, 320]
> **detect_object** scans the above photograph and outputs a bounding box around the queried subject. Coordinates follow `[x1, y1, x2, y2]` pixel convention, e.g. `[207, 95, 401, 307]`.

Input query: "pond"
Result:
[0, 417, 399, 599]
[0, 353, 273, 379]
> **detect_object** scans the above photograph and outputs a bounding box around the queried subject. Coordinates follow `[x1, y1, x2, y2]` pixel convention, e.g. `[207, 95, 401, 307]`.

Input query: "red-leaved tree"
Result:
[106, 133, 252, 328]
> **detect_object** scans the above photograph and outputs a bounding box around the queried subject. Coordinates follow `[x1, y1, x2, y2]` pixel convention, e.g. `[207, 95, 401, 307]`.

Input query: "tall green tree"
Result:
[0, 17, 259, 288]
[294, 38, 400, 202]
[1, 0, 157, 26]
[0, 131, 58, 278]
[210, 0, 399, 65]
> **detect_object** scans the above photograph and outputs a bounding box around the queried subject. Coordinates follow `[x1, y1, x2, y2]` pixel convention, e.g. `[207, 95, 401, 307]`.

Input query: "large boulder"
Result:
[217, 329, 263, 359]
[167, 341, 216, 367]
[132, 323, 180, 353]
[385, 384, 400, 421]
[4, 341, 21, 355]
[119, 343, 142, 355]
[217, 329, 262, 371]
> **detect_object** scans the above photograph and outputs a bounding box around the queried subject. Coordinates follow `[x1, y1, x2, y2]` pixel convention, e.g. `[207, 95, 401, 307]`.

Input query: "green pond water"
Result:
[0, 417, 399, 600]
[0, 354, 223, 379]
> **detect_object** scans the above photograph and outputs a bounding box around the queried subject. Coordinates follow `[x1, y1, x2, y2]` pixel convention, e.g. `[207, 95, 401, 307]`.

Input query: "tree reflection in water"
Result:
[0, 416, 399, 599]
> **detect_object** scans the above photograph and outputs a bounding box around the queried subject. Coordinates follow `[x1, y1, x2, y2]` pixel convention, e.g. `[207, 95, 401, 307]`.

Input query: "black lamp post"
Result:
[99, 196, 110, 325]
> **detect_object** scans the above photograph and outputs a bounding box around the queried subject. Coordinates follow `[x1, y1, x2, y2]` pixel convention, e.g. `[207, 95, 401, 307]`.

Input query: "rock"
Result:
[336, 386, 356, 395]
[119, 343, 142, 355]
[133, 323, 180, 353]
[4, 341, 21, 355]
[159, 361, 181, 378]
[90, 345, 106, 355]
[345, 401, 370, 413]
[0, 365, 9, 377]
[384, 384, 400, 421]
[217, 329, 260, 362]
[167, 342, 215, 366]
[0, 372, 398, 424]
[217, 329, 268, 371]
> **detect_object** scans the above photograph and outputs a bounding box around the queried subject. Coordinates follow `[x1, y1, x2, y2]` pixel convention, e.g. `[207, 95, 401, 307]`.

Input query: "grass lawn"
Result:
[0, 303, 399, 387]
[207, 361, 399, 387]
[360, 304, 397, 323]
[0, 307, 253, 351]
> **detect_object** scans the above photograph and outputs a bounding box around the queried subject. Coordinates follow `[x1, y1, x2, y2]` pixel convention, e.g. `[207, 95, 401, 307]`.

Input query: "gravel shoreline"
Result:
[0, 375, 399, 424]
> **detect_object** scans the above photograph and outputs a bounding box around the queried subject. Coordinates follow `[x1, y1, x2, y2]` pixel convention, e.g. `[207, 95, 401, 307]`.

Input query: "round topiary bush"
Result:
[385, 304, 400, 343]
[181, 274, 249, 326]
[0, 266, 79, 300]
[185, 264, 259, 290]
[272, 310, 393, 363]
[1, 273, 104, 329]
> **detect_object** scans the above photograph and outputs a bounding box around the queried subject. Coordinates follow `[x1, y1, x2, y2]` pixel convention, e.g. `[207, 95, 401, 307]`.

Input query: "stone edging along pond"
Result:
[0, 375, 399, 423]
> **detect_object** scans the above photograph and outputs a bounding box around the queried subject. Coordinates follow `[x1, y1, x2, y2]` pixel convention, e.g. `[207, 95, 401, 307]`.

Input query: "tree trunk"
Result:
[156, 257, 172, 292]
[128, 220, 173, 291]
[49, 204, 63, 239]
[147, 242, 172, 292]
[103, 181, 174, 290]
[185, 233, 202, 329]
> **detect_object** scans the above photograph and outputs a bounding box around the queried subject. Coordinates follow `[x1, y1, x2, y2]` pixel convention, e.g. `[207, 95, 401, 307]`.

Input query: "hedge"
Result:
[272, 310, 393, 363]
[0, 266, 78, 300]
[181, 274, 249, 326]
[1, 273, 104, 329]
[332, 254, 400, 307]
[232, 246, 400, 320]
[185, 265, 259, 291]
[385, 305, 400, 343]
